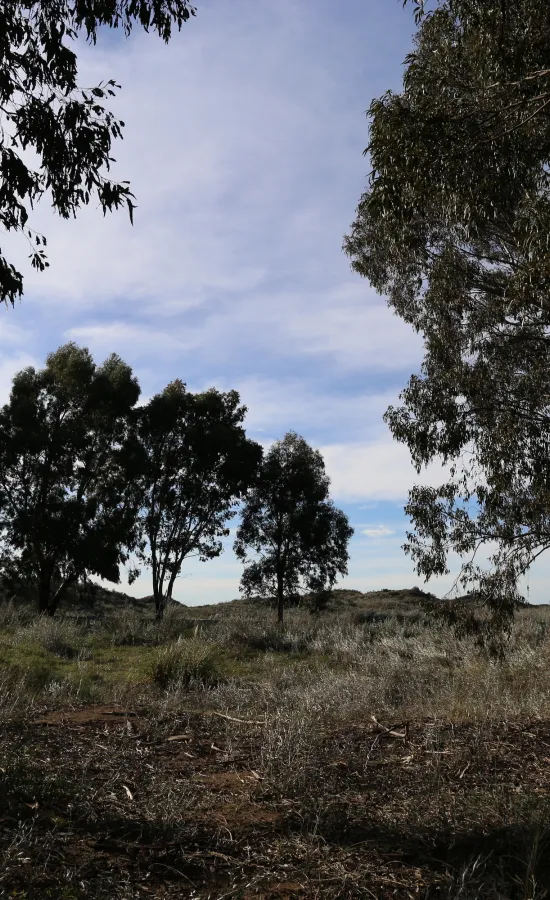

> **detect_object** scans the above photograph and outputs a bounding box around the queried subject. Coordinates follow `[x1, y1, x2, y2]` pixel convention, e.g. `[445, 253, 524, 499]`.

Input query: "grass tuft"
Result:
[151, 636, 225, 689]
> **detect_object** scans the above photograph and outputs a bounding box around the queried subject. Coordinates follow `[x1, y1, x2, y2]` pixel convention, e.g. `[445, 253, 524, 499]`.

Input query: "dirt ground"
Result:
[2, 704, 550, 898]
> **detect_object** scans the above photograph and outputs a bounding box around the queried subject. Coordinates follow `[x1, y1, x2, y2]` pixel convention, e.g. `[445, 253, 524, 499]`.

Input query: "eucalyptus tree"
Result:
[0, 343, 141, 614]
[0, 0, 195, 305]
[234, 432, 353, 624]
[136, 380, 262, 619]
[345, 0, 550, 640]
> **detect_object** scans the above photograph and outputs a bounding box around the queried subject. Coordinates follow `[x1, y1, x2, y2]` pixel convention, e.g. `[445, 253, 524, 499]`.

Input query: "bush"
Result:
[152, 637, 225, 689]
[21, 616, 84, 659]
[0, 599, 35, 630]
[109, 605, 155, 646]
[208, 608, 316, 653]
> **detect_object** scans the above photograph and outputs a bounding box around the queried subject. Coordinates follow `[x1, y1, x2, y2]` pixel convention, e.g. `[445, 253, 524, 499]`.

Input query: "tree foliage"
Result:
[135, 380, 262, 619]
[0, 0, 195, 305]
[234, 432, 353, 623]
[0, 343, 141, 614]
[344, 0, 550, 639]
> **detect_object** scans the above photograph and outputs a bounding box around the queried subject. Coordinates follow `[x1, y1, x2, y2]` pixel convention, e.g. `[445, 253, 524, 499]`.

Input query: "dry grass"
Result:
[2, 597, 550, 898]
[152, 637, 226, 689]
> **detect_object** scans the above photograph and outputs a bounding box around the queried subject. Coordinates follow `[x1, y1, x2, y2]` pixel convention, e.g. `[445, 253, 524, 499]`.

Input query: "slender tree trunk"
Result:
[154, 585, 166, 620]
[38, 571, 74, 616]
[167, 569, 178, 605]
[152, 561, 166, 620]
[38, 574, 52, 615]
[155, 598, 166, 621]
[154, 587, 166, 621]
[49, 577, 75, 617]
[276, 570, 284, 625]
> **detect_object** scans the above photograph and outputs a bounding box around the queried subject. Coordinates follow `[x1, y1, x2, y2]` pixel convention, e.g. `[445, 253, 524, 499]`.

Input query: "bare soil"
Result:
[2, 704, 550, 898]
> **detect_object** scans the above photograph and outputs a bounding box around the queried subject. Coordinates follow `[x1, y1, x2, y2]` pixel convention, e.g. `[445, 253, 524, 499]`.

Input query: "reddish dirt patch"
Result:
[206, 799, 282, 833]
[32, 705, 141, 727]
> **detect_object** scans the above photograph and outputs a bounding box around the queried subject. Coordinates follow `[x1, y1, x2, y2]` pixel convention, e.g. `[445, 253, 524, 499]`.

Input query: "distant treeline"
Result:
[0, 344, 352, 622]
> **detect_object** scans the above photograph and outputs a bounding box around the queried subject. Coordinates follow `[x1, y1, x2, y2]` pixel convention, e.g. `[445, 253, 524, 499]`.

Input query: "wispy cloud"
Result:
[362, 525, 396, 538]
[320, 441, 449, 503]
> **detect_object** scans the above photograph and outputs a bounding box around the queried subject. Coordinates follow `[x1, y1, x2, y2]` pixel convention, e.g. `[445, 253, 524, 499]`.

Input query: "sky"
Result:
[2, 0, 547, 605]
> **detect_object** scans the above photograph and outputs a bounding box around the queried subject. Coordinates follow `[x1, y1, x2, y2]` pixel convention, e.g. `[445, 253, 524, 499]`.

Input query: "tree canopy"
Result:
[234, 432, 353, 623]
[0, 347, 264, 617]
[0, 0, 195, 306]
[135, 381, 262, 619]
[0, 343, 141, 614]
[344, 0, 550, 639]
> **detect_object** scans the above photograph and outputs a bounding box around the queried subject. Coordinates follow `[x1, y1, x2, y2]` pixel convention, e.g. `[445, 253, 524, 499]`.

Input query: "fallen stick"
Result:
[164, 707, 267, 726]
[210, 711, 267, 726]
[370, 715, 408, 739]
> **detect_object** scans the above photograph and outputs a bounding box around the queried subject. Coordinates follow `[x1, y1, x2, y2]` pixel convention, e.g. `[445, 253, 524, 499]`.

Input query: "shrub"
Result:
[3, 653, 60, 692]
[0, 599, 35, 630]
[152, 637, 225, 689]
[109, 605, 155, 646]
[209, 608, 316, 654]
[21, 616, 84, 659]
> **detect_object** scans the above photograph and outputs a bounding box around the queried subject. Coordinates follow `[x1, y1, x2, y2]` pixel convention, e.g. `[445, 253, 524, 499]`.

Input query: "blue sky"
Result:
[2, 0, 547, 604]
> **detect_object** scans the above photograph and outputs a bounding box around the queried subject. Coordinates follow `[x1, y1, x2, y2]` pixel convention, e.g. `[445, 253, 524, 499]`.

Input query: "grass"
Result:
[2, 594, 550, 897]
[152, 637, 226, 688]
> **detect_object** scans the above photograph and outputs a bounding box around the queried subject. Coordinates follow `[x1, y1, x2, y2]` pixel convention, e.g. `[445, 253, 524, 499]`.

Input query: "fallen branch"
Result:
[210, 711, 267, 726]
[371, 715, 408, 739]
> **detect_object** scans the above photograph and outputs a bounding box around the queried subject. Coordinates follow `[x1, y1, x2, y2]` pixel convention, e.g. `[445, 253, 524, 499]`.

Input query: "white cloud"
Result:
[362, 525, 396, 538]
[321, 440, 450, 502]
[66, 323, 187, 358]
[9, 1, 367, 310]
[0, 317, 32, 347]
[5, 0, 423, 380]
[207, 377, 399, 442]
[280, 284, 422, 372]
[62, 286, 422, 378]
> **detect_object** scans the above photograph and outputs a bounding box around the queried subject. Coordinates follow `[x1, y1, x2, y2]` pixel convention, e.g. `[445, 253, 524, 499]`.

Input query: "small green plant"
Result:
[152, 637, 225, 688]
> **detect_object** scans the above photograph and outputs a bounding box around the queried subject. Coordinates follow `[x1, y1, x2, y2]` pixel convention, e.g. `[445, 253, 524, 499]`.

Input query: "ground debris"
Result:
[2, 710, 550, 897]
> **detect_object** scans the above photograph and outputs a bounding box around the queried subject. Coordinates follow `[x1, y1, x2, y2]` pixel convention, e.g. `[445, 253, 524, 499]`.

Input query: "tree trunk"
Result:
[38, 573, 74, 616]
[49, 577, 75, 617]
[167, 570, 178, 605]
[38, 572, 52, 615]
[155, 591, 166, 621]
[153, 568, 166, 621]
[276, 571, 284, 625]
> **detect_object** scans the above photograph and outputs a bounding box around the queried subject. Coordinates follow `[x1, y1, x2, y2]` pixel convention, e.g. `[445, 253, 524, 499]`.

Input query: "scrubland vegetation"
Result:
[4, 0, 550, 897]
[2, 589, 550, 899]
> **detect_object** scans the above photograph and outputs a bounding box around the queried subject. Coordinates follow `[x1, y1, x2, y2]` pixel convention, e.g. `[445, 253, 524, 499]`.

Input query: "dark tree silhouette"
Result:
[234, 432, 353, 624]
[0, 343, 141, 614]
[135, 380, 262, 619]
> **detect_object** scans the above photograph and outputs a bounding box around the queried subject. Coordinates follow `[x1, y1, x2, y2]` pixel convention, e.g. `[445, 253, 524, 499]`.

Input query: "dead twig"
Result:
[210, 710, 267, 726]
[371, 715, 408, 739]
